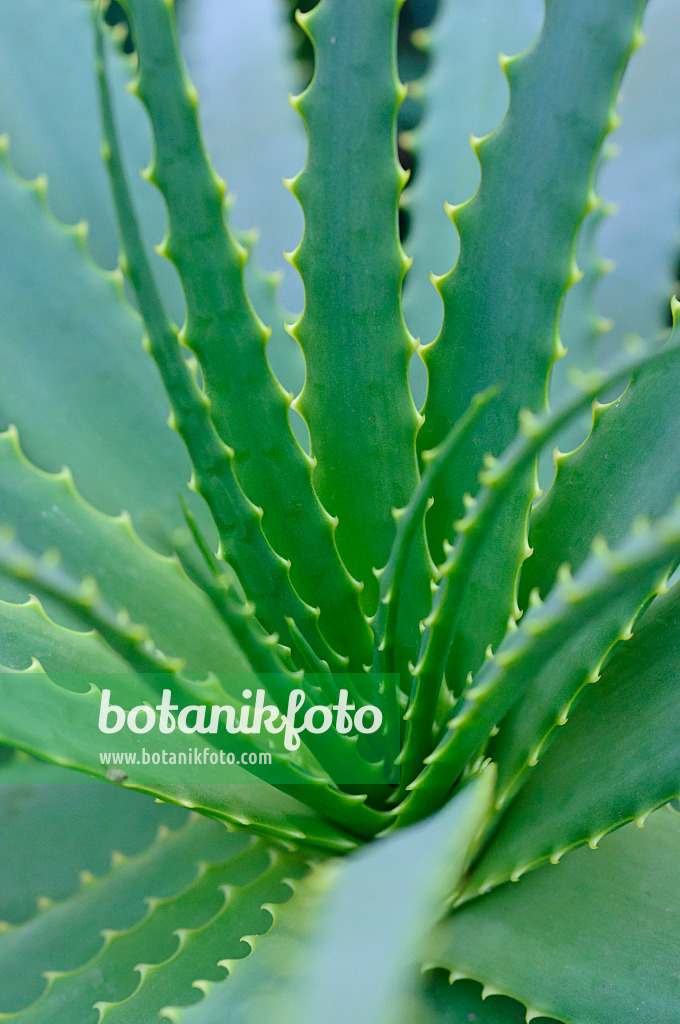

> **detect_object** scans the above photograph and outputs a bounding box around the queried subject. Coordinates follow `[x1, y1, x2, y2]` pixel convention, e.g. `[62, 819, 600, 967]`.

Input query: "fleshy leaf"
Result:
[289, 0, 430, 667]
[0, 427, 251, 679]
[597, 0, 680, 350]
[522, 303, 680, 603]
[419, 0, 646, 555]
[402, 0, 542, 346]
[417, 0, 647, 697]
[0, 755, 186, 933]
[465, 579, 680, 894]
[427, 808, 680, 1024]
[116, 0, 370, 668]
[397, 497, 680, 824]
[167, 768, 495, 1024]
[178, 0, 306, 313]
[0, 793, 310, 1023]
[0, 0, 180, 318]
[0, 147, 193, 536]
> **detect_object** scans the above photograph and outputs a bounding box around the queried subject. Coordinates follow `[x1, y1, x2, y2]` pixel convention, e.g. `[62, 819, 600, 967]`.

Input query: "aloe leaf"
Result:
[427, 807, 680, 1024]
[397, 975, 541, 1024]
[0, 808, 236, 1015]
[522, 302, 680, 602]
[95, 19, 353, 674]
[0, 755, 186, 933]
[417, 1, 647, 692]
[0, 533, 386, 841]
[538, 169, 614, 487]
[0, 148, 194, 536]
[0, 0, 178, 312]
[0, 660, 358, 851]
[402, 0, 542, 346]
[419, 0, 646, 550]
[114, 0, 369, 668]
[0, 595, 128, 677]
[597, 0, 680, 351]
[398, 498, 680, 825]
[418, 0, 648, 695]
[289, 0, 429, 661]
[161, 864, 333, 1024]
[178, 0, 306, 313]
[0, 801, 310, 1024]
[170, 926, 538, 1024]
[464, 580, 680, 895]
[399, 331, 680, 785]
[165, 768, 495, 1024]
[295, 769, 494, 1024]
[0, 562, 363, 847]
[0, 427, 251, 678]
[372, 387, 496, 678]
[99, 851, 310, 1023]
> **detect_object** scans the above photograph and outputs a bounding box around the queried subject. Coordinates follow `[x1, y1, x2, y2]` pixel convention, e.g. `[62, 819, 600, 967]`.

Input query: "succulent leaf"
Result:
[419, 0, 647, 552]
[417, 0, 649, 695]
[427, 807, 680, 1024]
[466, 578, 680, 893]
[523, 305, 680, 603]
[288, 0, 431, 671]
[0, 801, 310, 1023]
[178, 0, 307, 313]
[0, 0, 179, 311]
[0, 427, 250, 678]
[596, 0, 680, 350]
[0, 146, 193, 536]
[114, 0, 371, 668]
[399, 494, 680, 824]
[402, 0, 542, 346]
[0, 755, 187, 934]
[166, 768, 495, 1024]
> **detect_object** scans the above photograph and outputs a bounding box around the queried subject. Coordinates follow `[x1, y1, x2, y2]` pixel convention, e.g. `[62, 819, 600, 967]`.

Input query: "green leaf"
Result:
[465, 580, 680, 895]
[95, 18, 353, 676]
[402, 0, 542, 346]
[160, 861, 332, 1024]
[522, 318, 680, 603]
[0, 149, 192, 537]
[165, 768, 495, 1024]
[427, 807, 680, 1024]
[117, 0, 370, 668]
[0, 0, 177, 312]
[0, 755, 186, 932]
[0, 803, 232, 1015]
[397, 331, 680, 792]
[0, 668, 358, 852]
[295, 770, 494, 1024]
[401, 975, 553, 1024]
[0, 596, 358, 851]
[0, 428, 251, 679]
[419, 0, 646, 555]
[0, 790, 309, 1023]
[417, 0, 647, 690]
[289, 0, 430, 664]
[597, 0, 680, 350]
[397, 498, 680, 825]
[178, 0, 306, 313]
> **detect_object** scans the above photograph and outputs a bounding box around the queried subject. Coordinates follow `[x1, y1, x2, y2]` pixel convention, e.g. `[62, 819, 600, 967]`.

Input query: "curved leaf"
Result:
[597, 0, 680, 350]
[0, 755, 186, 932]
[428, 808, 680, 1024]
[0, 428, 250, 678]
[402, 0, 542, 346]
[465, 580, 680, 895]
[289, 0, 430, 667]
[0, 148, 192, 536]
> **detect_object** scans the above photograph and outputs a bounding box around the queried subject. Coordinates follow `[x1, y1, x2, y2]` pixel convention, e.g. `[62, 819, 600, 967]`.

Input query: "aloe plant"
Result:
[1, 0, 680, 1020]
